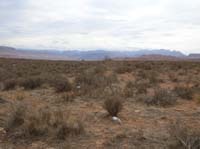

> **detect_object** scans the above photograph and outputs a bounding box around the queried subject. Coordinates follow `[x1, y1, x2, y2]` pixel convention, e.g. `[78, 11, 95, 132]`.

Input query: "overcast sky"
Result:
[0, 0, 200, 53]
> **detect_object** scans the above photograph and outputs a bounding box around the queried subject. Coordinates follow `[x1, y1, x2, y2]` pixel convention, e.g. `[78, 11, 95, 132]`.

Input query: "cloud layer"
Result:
[0, 0, 200, 53]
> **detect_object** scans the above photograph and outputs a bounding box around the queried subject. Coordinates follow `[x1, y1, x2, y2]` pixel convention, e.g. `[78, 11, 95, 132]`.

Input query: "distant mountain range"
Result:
[0, 46, 199, 60]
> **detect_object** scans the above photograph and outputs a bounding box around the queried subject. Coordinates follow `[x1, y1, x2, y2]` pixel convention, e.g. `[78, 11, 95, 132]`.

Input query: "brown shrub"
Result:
[170, 120, 200, 149]
[19, 77, 42, 90]
[5, 102, 26, 131]
[3, 79, 17, 91]
[115, 65, 133, 74]
[52, 79, 72, 93]
[5, 103, 84, 140]
[140, 89, 177, 107]
[103, 96, 123, 117]
[173, 86, 194, 100]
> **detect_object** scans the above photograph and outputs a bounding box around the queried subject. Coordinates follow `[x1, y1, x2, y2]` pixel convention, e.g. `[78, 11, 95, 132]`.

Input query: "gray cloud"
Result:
[0, 0, 200, 53]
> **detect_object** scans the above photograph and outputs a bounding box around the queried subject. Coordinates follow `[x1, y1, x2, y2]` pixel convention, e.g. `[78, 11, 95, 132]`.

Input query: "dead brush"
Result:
[19, 77, 43, 90]
[173, 86, 194, 100]
[3, 79, 17, 91]
[52, 78, 72, 93]
[170, 120, 200, 149]
[140, 89, 177, 107]
[103, 96, 123, 117]
[5, 103, 84, 140]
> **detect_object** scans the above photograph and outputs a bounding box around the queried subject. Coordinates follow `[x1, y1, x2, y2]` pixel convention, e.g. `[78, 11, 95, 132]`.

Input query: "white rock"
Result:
[112, 116, 122, 124]
[0, 127, 6, 134]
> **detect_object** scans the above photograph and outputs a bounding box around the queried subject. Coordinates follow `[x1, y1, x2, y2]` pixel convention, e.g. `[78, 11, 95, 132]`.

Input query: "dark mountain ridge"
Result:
[0, 46, 198, 61]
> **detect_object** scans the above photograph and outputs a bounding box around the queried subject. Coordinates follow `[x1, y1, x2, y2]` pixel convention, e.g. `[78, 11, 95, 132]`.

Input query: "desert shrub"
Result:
[141, 89, 177, 107]
[196, 96, 200, 104]
[19, 77, 42, 90]
[124, 80, 148, 97]
[3, 79, 17, 91]
[174, 86, 194, 100]
[5, 102, 26, 131]
[5, 104, 84, 139]
[52, 79, 72, 93]
[137, 70, 159, 85]
[123, 81, 135, 97]
[169, 73, 178, 82]
[135, 80, 149, 94]
[115, 65, 133, 74]
[61, 93, 75, 102]
[170, 120, 200, 149]
[103, 96, 123, 117]
[75, 69, 117, 96]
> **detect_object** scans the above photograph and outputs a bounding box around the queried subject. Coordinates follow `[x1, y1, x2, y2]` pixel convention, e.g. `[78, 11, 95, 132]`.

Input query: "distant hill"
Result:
[188, 54, 200, 59]
[1, 45, 198, 61]
[0, 46, 73, 60]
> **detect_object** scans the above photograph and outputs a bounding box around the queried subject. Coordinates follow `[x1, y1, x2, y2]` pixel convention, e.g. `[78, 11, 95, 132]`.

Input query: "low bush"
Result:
[170, 120, 200, 149]
[173, 86, 194, 100]
[3, 79, 17, 91]
[115, 65, 133, 74]
[141, 89, 177, 107]
[52, 79, 72, 93]
[19, 77, 42, 90]
[5, 103, 84, 140]
[103, 96, 123, 117]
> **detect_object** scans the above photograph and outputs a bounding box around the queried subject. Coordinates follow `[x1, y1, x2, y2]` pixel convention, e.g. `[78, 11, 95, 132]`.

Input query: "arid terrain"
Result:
[0, 58, 200, 149]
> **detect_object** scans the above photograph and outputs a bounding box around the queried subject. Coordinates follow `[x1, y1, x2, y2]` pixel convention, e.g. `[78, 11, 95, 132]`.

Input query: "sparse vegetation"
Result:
[103, 96, 123, 117]
[3, 79, 17, 91]
[141, 89, 177, 107]
[5, 102, 84, 140]
[170, 120, 200, 149]
[0, 58, 200, 148]
[19, 77, 43, 90]
[174, 86, 194, 100]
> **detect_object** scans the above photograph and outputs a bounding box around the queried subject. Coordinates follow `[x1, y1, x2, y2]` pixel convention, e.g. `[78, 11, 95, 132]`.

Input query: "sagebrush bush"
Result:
[3, 79, 17, 91]
[170, 120, 200, 149]
[5, 102, 26, 131]
[141, 89, 177, 107]
[19, 77, 42, 90]
[5, 103, 84, 139]
[174, 86, 193, 100]
[115, 65, 133, 74]
[103, 96, 123, 117]
[52, 79, 72, 93]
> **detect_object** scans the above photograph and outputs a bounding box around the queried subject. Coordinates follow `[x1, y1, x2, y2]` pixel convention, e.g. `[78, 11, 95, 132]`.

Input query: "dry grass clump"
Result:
[52, 79, 72, 93]
[75, 68, 117, 96]
[140, 89, 177, 107]
[103, 96, 123, 117]
[173, 86, 194, 100]
[3, 79, 17, 91]
[5, 102, 26, 131]
[5, 102, 84, 140]
[170, 120, 200, 149]
[19, 77, 43, 90]
[115, 65, 133, 74]
[61, 92, 75, 103]
[124, 80, 148, 97]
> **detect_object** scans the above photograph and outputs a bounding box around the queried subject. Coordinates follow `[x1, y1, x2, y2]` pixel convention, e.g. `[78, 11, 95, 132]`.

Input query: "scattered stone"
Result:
[76, 85, 81, 89]
[135, 110, 141, 113]
[112, 116, 122, 124]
